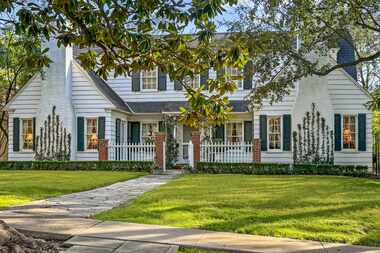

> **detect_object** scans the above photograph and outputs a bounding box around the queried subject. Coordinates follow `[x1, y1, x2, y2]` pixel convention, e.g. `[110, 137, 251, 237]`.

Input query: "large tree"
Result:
[2, 0, 380, 117]
[0, 28, 49, 159]
[227, 0, 380, 107]
[1, 0, 246, 128]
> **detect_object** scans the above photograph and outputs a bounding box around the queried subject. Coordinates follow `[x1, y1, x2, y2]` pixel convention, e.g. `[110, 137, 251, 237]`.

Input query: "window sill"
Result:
[266, 150, 284, 153]
[340, 150, 359, 153]
[17, 150, 34, 154]
[77, 150, 98, 153]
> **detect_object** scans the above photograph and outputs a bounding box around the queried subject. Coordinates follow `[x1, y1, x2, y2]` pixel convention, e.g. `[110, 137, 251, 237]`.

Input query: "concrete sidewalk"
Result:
[2, 213, 379, 253]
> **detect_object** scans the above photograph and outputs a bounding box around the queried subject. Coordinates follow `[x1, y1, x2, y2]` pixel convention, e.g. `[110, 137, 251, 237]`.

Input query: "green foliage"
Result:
[162, 115, 179, 169]
[293, 103, 334, 164]
[35, 106, 71, 161]
[194, 162, 368, 177]
[0, 28, 50, 157]
[0, 160, 156, 172]
[1, 0, 244, 128]
[228, 0, 380, 107]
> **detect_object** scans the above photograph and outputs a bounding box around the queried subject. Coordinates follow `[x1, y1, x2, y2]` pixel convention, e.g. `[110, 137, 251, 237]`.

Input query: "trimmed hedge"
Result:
[0, 161, 156, 172]
[194, 162, 369, 177]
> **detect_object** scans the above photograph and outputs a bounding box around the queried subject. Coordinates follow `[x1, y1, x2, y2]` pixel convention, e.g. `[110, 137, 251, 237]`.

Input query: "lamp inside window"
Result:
[343, 115, 356, 149]
[86, 118, 98, 150]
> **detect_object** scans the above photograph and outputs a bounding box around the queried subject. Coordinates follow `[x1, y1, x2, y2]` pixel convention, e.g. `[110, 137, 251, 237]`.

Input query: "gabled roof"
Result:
[86, 70, 132, 112]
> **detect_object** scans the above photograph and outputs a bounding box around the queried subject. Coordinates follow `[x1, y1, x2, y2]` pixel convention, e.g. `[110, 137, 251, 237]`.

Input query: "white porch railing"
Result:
[200, 142, 253, 163]
[108, 142, 155, 161]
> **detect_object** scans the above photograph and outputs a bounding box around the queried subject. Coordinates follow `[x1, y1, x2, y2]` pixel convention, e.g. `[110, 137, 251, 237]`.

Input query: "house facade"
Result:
[5, 38, 373, 169]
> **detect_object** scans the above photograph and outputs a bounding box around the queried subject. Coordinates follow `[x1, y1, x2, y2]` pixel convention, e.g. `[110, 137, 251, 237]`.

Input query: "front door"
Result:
[128, 122, 140, 144]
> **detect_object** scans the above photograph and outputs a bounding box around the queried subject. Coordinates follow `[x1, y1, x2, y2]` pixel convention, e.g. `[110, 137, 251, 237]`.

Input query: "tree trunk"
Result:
[0, 220, 58, 253]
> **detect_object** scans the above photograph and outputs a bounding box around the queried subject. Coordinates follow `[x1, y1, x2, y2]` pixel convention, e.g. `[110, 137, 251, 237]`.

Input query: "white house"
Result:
[4, 37, 373, 169]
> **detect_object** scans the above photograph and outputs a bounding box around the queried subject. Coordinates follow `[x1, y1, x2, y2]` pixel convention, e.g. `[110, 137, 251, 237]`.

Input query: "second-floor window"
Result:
[142, 69, 158, 90]
[183, 75, 200, 89]
[225, 67, 243, 89]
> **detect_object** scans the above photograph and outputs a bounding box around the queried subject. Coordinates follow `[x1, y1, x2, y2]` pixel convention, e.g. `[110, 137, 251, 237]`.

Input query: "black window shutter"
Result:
[159, 121, 165, 132]
[174, 80, 182, 90]
[212, 125, 225, 142]
[243, 61, 253, 90]
[132, 71, 140, 91]
[115, 119, 121, 144]
[358, 113, 366, 151]
[244, 121, 253, 143]
[334, 114, 342, 151]
[128, 122, 140, 144]
[32, 117, 36, 151]
[98, 117, 106, 140]
[158, 68, 167, 91]
[13, 117, 20, 152]
[200, 69, 209, 90]
[259, 115, 267, 151]
[283, 114, 291, 151]
[77, 117, 85, 151]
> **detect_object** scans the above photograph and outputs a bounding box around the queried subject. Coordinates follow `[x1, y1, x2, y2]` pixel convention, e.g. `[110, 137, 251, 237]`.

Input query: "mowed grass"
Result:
[0, 170, 146, 208]
[95, 174, 380, 246]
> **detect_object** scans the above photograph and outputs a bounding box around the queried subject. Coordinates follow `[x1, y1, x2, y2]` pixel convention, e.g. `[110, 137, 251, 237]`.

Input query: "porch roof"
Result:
[127, 100, 250, 113]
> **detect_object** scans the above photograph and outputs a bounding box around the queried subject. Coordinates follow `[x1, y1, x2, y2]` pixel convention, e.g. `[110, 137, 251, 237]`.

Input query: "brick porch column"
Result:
[154, 132, 166, 170]
[191, 131, 201, 168]
[253, 138, 261, 163]
[98, 139, 109, 161]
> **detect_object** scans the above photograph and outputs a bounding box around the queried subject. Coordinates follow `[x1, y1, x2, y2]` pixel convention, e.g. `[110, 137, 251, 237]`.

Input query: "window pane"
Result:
[142, 123, 158, 143]
[226, 67, 243, 88]
[183, 75, 200, 88]
[86, 118, 98, 150]
[22, 119, 33, 150]
[142, 69, 157, 90]
[343, 115, 356, 149]
[226, 122, 242, 143]
[268, 117, 281, 150]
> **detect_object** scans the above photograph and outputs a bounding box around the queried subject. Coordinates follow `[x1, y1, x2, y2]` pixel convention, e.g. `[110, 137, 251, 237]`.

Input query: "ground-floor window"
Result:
[183, 75, 200, 89]
[86, 118, 98, 150]
[21, 119, 33, 150]
[268, 116, 281, 150]
[142, 122, 158, 143]
[226, 122, 243, 143]
[343, 114, 356, 150]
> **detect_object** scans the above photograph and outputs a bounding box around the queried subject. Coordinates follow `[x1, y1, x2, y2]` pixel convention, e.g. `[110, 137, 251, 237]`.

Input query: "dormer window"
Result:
[225, 67, 243, 89]
[141, 69, 158, 91]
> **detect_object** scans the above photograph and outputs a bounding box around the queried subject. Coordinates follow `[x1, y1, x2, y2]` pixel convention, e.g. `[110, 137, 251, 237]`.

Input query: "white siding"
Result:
[328, 69, 372, 168]
[71, 63, 114, 160]
[8, 76, 42, 161]
[254, 85, 298, 163]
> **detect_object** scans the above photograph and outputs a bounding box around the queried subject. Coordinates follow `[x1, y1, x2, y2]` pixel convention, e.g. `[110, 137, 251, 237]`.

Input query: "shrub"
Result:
[0, 161, 156, 172]
[193, 162, 369, 177]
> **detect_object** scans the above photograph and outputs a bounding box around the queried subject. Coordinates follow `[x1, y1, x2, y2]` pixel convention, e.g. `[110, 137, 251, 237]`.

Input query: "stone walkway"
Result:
[6, 171, 179, 218]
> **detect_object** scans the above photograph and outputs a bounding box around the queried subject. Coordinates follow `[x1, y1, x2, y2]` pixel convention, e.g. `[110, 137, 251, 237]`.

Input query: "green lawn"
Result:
[0, 170, 146, 208]
[95, 174, 380, 246]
